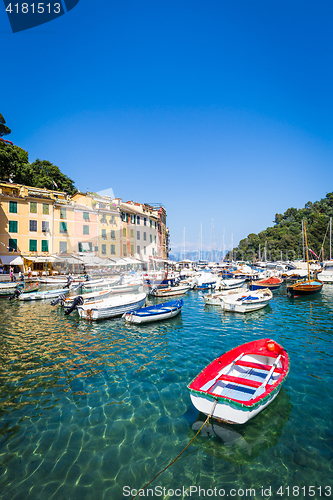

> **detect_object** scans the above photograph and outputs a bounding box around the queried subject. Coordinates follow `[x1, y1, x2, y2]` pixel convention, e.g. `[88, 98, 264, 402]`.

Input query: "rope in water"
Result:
[129, 399, 218, 500]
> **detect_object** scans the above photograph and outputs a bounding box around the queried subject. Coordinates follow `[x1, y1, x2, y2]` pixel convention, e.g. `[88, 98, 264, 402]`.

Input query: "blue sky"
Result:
[1, 0, 333, 257]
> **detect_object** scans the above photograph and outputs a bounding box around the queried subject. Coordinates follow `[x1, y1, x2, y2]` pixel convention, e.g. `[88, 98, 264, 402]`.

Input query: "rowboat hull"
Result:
[77, 293, 147, 320]
[188, 338, 289, 424]
[123, 299, 183, 324]
[189, 388, 280, 425]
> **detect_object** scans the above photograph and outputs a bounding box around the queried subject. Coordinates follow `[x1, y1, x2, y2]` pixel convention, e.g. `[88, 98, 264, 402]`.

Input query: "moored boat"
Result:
[18, 287, 71, 301]
[0, 282, 18, 290]
[249, 276, 283, 291]
[62, 288, 112, 309]
[123, 299, 183, 324]
[203, 289, 245, 306]
[220, 288, 273, 313]
[317, 261, 333, 284]
[150, 284, 190, 297]
[188, 338, 289, 424]
[286, 279, 323, 297]
[217, 278, 246, 290]
[286, 221, 323, 297]
[77, 292, 147, 320]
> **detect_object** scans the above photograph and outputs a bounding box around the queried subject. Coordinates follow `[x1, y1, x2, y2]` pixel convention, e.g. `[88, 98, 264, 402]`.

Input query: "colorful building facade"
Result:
[0, 181, 169, 270]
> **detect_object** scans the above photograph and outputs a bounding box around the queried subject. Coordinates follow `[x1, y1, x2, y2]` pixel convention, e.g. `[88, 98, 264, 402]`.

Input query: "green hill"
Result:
[227, 193, 333, 262]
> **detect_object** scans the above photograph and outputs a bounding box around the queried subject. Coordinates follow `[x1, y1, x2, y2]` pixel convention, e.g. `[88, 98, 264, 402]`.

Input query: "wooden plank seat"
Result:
[215, 374, 262, 388]
[235, 360, 283, 374]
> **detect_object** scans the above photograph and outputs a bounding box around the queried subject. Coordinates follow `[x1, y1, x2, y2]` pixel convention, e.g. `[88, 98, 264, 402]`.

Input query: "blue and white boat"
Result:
[123, 299, 184, 324]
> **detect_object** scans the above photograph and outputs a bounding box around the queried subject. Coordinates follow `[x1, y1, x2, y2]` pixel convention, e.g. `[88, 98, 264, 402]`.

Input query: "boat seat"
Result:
[215, 374, 262, 388]
[235, 360, 283, 374]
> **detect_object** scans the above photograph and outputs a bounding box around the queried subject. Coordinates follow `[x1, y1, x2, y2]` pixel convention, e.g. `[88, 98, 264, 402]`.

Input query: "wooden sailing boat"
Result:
[286, 221, 323, 297]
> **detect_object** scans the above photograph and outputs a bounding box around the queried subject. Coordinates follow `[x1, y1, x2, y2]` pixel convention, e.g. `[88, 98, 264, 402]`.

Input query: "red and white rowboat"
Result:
[188, 338, 289, 424]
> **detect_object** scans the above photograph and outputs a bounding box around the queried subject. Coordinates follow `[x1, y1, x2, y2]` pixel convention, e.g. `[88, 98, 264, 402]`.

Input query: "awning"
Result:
[32, 255, 61, 263]
[0, 255, 24, 265]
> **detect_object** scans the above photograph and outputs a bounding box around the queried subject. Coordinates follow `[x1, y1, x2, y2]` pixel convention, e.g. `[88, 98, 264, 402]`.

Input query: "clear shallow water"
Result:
[0, 285, 333, 500]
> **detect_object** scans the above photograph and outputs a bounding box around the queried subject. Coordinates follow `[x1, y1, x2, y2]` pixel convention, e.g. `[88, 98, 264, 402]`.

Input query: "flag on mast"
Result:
[309, 248, 319, 259]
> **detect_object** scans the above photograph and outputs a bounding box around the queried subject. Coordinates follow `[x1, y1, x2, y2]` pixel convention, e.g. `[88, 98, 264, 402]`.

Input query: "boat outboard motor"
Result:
[51, 293, 67, 306]
[8, 288, 21, 300]
[84, 274, 90, 281]
[149, 285, 158, 296]
[64, 295, 84, 315]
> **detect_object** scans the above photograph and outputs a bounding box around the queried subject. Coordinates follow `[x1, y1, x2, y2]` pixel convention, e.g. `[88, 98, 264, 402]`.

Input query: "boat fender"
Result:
[8, 288, 21, 300]
[51, 293, 67, 306]
[267, 341, 275, 352]
[64, 295, 84, 315]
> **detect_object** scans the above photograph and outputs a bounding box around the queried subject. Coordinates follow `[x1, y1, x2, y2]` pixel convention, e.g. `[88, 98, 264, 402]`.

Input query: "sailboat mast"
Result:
[302, 220, 305, 261]
[303, 220, 311, 282]
[330, 217, 332, 260]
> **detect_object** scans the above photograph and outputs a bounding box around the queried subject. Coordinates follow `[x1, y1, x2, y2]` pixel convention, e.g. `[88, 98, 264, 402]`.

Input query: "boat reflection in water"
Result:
[190, 388, 292, 464]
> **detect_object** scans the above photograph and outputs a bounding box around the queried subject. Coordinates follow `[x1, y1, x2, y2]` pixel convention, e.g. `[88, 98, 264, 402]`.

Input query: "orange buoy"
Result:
[267, 341, 275, 352]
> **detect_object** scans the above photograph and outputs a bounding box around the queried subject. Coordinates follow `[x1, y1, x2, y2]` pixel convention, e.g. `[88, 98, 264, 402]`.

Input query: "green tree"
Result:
[0, 141, 29, 182]
[0, 113, 11, 137]
[27, 159, 77, 195]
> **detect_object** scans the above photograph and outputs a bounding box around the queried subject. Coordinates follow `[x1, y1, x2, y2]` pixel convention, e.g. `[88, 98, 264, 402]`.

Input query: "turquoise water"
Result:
[0, 285, 333, 500]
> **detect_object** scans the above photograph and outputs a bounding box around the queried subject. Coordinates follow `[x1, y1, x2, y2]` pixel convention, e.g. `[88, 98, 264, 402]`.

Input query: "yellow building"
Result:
[0, 181, 68, 270]
[0, 181, 169, 271]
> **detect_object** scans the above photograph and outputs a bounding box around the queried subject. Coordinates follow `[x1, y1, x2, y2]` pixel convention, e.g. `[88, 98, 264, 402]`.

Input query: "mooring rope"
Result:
[129, 399, 218, 500]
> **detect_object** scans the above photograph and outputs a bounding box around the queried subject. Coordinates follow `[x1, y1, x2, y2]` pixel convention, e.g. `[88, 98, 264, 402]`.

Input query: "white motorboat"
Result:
[150, 284, 190, 297]
[204, 289, 246, 306]
[62, 288, 112, 309]
[217, 278, 246, 290]
[18, 287, 71, 301]
[77, 292, 147, 320]
[317, 261, 333, 283]
[0, 282, 18, 292]
[220, 288, 273, 313]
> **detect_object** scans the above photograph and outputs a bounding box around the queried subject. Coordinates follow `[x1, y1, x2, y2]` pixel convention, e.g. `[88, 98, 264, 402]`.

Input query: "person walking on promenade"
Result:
[10, 266, 14, 282]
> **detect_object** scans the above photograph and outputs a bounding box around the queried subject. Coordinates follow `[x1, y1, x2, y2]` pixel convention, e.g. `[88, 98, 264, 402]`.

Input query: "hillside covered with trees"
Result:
[0, 113, 77, 195]
[226, 193, 333, 262]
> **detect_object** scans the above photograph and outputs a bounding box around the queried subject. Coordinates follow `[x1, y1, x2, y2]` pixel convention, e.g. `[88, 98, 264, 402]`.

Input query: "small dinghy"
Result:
[188, 338, 289, 424]
[150, 284, 190, 297]
[220, 288, 273, 313]
[123, 299, 183, 324]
